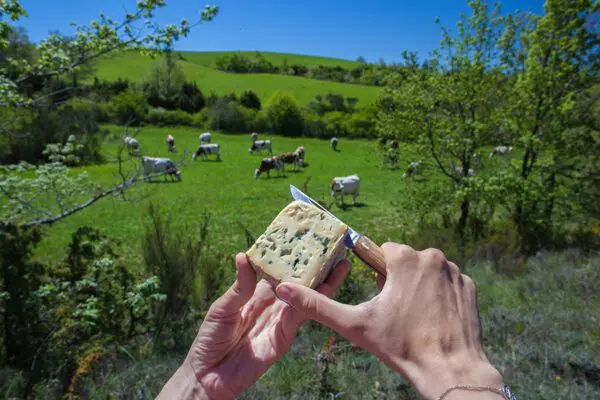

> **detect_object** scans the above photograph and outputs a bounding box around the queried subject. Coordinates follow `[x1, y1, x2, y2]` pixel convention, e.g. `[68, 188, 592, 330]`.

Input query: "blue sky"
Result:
[18, 0, 544, 63]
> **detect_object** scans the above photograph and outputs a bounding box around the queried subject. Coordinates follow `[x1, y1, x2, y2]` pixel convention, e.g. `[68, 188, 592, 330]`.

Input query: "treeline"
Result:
[214, 51, 414, 87]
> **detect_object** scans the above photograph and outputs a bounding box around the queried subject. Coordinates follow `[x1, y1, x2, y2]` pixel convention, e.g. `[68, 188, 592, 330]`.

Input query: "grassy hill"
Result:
[91, 51, 381, 106]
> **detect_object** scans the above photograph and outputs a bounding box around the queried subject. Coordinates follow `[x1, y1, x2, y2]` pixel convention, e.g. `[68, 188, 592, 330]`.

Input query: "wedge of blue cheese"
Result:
[246, 200, 348, 289]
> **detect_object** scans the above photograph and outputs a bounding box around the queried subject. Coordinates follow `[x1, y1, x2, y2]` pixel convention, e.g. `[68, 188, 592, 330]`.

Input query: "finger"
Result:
[317, 259, 351, 298]
[376, 272, 386, 290]
[276, 282, 364, 341]
[209, 253, 257, 317]
[380, 242, 418, 278]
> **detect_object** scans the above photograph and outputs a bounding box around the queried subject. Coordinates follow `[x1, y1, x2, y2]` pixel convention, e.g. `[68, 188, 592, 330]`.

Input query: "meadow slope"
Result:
[90, 52, 381, 106]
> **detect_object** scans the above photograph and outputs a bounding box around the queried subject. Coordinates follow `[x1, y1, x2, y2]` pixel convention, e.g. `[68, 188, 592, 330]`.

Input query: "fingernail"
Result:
[276, 285, 292, 304]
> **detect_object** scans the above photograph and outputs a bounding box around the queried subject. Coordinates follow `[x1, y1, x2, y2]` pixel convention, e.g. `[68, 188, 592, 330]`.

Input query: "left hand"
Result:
[158, 252, 350, 399]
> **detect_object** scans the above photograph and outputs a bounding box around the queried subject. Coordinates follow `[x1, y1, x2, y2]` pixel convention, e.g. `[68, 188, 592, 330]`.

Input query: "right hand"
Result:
[275, 243, 503, 400]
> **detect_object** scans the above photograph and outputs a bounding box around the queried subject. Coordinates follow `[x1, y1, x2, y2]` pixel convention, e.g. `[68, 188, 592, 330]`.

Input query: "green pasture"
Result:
[90, 52, 381, 106]
[35, 125, 455, 267]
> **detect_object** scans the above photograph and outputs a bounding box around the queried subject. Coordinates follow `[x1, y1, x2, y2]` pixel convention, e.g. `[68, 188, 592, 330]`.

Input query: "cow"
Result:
[403, 160, 424, 178]
[454, 166, 476, 177]
[295, 146, 305, 160]
[166, 134, 176, 152]
[199, 132, 211, 144]
[278, 152, 303, 171]
[251, 132, 259, 141]
[330, 137, 339, 151]
[249, 139, 272, 154]
[489, 146, 513, 158]
[331, 174, 360, 205]
[254, 157, 284, 179]
[141, 156, 181, 182]
[192, 144, 221, 161]
[124, 136, 139, 155]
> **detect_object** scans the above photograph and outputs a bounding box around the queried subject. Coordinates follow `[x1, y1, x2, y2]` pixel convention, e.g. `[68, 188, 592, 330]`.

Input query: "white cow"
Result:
[254, 157, 285, 179]
[192, 143, 221, 161]
[141, 156, 181, 182]
[124, 136, 139, 154]
[403, 160, 424, 178]
[330, 137, 339, 151]
[249, 140, 272, 154]
[166, 134, 176, 152]
[489, 146, 513, 158]
[331, 174, 360, 205]
[199, 132, 211, 144]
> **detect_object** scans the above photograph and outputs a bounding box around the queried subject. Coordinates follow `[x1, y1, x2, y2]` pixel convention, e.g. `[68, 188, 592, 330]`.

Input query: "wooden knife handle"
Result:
[352, 236, 387, 276]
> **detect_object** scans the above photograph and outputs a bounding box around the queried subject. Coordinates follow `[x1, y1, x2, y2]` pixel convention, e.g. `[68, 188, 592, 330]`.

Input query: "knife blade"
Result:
[289, 185, 386, 276]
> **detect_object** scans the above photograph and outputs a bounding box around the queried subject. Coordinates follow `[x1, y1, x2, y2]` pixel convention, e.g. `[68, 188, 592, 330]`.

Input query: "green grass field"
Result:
[91, 51, 381, 106]
[36, 125, 448, 266]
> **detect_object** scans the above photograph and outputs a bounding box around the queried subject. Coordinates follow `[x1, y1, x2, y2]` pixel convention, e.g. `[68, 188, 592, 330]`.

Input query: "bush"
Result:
[203, 101, 258, 132]
[239, 90, 262, 110]
[264, 91, 304, 137]
[141, 203, 210, 323]
[110, 90, 148, 126]
[146, 108, 193, 127]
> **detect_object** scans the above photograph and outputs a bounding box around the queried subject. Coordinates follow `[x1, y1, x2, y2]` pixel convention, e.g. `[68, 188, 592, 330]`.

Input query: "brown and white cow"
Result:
[254, 157, 284, 179]
[278, 151, 303, 171]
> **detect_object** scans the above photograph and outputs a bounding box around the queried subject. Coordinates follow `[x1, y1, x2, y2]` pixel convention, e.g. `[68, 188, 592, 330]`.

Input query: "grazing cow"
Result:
[331, 174, 360, 205]
[192, 144, 221, 161]
[330, 137, 339, 151]
[254, 157, 284, 179]
[403, 160, 424, 178]
[141, 156, 181, 182]
[295, 146, 305, 160]
[489, 146, 513, 158]
[278, 152, 303, 171]
[166, 134, 176, 152]
[124, 136, 139, 154]
[454, 166, 476, 177]
[199, 132, 211, 144]
[249, 139, 272, 154]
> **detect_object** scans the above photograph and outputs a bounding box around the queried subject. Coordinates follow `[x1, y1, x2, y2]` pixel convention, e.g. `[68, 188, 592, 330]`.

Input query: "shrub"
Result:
[203, 101, 257, 132]
[146, 108, 193, 127]
[141, 203, 210, 324]
[265, 91, 304, 137]
[239, 90, 262, 110]
[110, 90, 148, 126]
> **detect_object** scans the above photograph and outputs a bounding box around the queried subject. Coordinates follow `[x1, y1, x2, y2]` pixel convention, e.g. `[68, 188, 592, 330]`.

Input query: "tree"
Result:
[377, 0, 506, 240]
[239, 90, 262, 110]
[265, 91, 304, 137]
[0, 0, 219, 230]
[142, 51, 187, 110]
[485, 0, 600, 252]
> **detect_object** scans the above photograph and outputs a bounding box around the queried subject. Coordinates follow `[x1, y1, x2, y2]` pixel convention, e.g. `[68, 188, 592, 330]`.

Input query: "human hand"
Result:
[276, 243, 503, 400]
[158, 253, 350, 400]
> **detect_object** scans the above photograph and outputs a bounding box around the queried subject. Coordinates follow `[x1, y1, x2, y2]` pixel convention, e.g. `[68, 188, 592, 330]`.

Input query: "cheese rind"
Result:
[246, 200, 348, 289]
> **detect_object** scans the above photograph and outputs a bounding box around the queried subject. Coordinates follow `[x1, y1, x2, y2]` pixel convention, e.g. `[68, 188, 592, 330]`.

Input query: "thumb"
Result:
[209, 253, 256, 317]
[276, 282, 363, 340]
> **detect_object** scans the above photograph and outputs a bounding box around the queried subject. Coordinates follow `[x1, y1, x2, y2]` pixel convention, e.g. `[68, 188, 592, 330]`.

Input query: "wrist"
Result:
[405, 355, 503, 400]
[157, 362, 208, 400]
